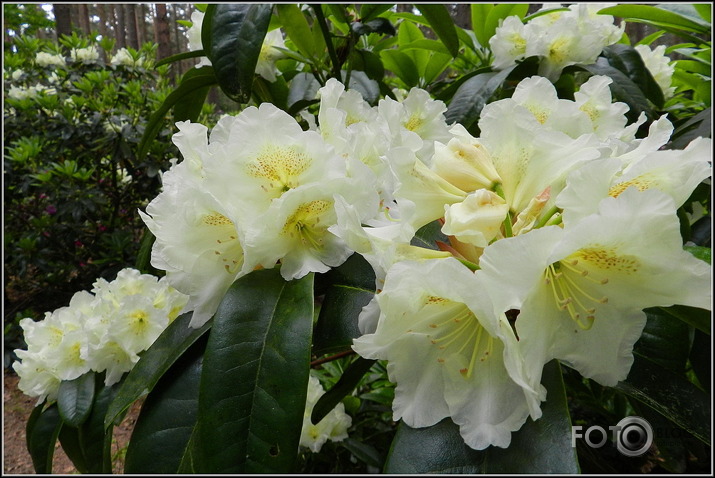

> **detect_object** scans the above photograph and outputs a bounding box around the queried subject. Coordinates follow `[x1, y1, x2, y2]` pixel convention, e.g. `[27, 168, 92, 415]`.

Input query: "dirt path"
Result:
[3, 370, 141, 474]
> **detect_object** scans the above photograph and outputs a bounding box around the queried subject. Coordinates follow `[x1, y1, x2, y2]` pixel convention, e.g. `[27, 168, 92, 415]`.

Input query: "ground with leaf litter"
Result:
[3, 370, 141, 474]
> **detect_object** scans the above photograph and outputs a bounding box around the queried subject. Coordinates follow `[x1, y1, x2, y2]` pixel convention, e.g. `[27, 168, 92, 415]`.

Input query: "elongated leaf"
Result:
[411, 219, 449, 250]
[313, 253, 376, 356]
[417, 4, 460, 57]
[197, 269, 314, 473]
[635, 308, 693, 374]
[276, 4, 316, 60]
[599, 5, 710, 33]
[616, 354, 710, 445]
[384, 360, 579, 473]
[684, 244, 712, 265]
[27, 404, 62, 474]
[287, 71, 320, 110]
[312, 357, 376, 424]
[81, 382, 121, 474]
[124, 336, 206, 473]
[380, 50, 420, 87]
[201, 4, 215, 57]
[173, 69, 213, 122]
[57, 372, 95, 427]
[210, 4, 273, 103]
[344, 70, 380, 105]
[104, 311, 212, 429]
[689, 329, 710, 391]
[658, 304, 710, 335]
[156, 49, 207, 68]
[58, 425, 89, 473]
[471, 4, 493, 47]
[360, 4, 394, 22]
[445, 65, 515, 128]
[136, 66, 217, 161]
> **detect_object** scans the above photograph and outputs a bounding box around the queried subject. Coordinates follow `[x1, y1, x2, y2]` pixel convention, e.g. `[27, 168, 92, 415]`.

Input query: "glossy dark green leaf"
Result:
[342, 437, 383, 468]
[579, 59, 653, 121]
[630, 401, 688, 473]
[689, 329, 710, 390]
[351, 17, 396, 37]
[616, 354, 710, 445]
[57, 372, 95, 427]
[636, 308, 694, 374]
[124, 336, 206, 473]
[176, 424, 203, 473]
[312, 357, 376, 424]
[598, 5, 710, 33]
[276, 4, 316, 60]
[200, 4, 215, 58]
[670, 108, 711, 149]
[58, 424, 89, 473]
[602, 44, 664, 109]
[417, 5, 460, 57]
[134, 229, 155, 274]
[326, 4, 349, 25]
[445, 65, 515, 128]
[350, 49, 386, 82]
[658, 304, 710, 335]
[210, 4, 273, 103]
[360, 4, 394, 22]
[197, 269, 314, 473]
[314, 253, 375, 356]
[27, 404, 62, 474]
[136, 66, 217, 161]
[173, 68, 213, 122]
[104, 311, 212, 429]
[411, 219, 449, 250]
[384, 360, 579, 473]
[344, 70, 380, 105]
[81, 381, 121, 473]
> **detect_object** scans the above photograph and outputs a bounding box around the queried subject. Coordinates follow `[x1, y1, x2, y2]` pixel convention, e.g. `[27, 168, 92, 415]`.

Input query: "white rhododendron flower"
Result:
[255, 28, 286, 82]
[299, 374, 352, 453]
[492, 3, 623, 80]
[479, 188, 712, 390]
[70, 45, 100, 64]
[111, 47, 144, 68]
[353, 258, 545, 450]
[35, 51, 66, 68]
[635, 44, 677, 99]
[188, 10, 212, 68]
[12, 269, 188, 402]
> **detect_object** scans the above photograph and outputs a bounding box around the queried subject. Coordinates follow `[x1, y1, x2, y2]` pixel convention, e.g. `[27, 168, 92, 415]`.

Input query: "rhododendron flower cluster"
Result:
[299, 374, 352, 453]
[140, 71, 711, 451]
[12, 268, 189, 404]
[490, 3, 624, 80]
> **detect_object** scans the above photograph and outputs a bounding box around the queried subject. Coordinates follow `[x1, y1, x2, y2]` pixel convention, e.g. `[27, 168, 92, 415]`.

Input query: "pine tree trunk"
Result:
[451, 4, 471, 30]
[154, 4, 172, 61]
[53, 3, 72, 41]
[125, 4, 139, 50]
[170, 4, 183, 75]
[136, 4, 148, 48]
[116, 3, 127, 48]
[77, 4, 91, 35]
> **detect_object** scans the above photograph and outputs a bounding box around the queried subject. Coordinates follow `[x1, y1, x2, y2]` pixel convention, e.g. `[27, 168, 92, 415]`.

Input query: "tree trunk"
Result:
[116, 3, 127, 49]
[154, 4, 172, 61]
[125, 4, 139, 49]
[450, 4, 471, 30]
[136, 4, 148, 48]
[53, 3, 72, 41]
[77, 4, 91, 35]
[170, 4, 184, 75]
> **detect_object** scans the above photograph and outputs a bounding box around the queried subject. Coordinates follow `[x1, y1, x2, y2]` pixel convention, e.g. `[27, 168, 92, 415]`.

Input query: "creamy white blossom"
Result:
[299, 374, 352, 453]
[35, 51, 66, 68]
[635, 44, 676, 99]
[71, 45, 100, 64]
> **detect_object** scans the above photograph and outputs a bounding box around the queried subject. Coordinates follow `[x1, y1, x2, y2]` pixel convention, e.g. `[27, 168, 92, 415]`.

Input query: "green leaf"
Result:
[351, 17, 396, 37]
[602, 44, 664, 109]
[201, 4, 215, 58]
[313, 253, 376, 356]
[57, 372, 95, 427]
[27, 404, 62, 474]
[58, 424, 89, 473]
[380, 50, 420, 87]
[417, 4, 460, 57]
[136, 66, 217, 161]
[81, 381, 121, 473]
[210, 3, 273, 103]
[689, 329, 710, 390]
[104, 311, 212, 429]
[598, 5, 711, 33]
[312, 357, 376, 424]
[693, 4, 712, 22]
[156, 49, 208, 68]
[658, 304, 710, 335]
[636, 308, 694, 374]
[171, 67, 213, 123]
[135, 229, 155, 274]
[276, 4, 316, 60]
[384, 360, 579, 473]
[197, 269, 314, 473]
[471, 4, 494, 47]
[445, 65, 515, 128]
[484, 4, 529, 48]
[287, 72, 321, 111]
[343, 70, 380, 105]
[684, 245, 712, 265]
[616, 354, 711, 445]
[124, 336, 206, 473]
[411, 219, 449, 250]
[360, 4, 394, 22]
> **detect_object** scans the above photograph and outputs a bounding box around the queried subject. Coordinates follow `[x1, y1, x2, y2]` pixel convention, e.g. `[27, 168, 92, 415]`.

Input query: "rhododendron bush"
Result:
[14, 3, 711, 474]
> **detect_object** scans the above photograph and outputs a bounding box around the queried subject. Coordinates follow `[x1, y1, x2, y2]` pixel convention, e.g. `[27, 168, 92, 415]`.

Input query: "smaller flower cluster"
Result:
[12, 268, 189, 404]
[635, 44, 677, 99]
[300, 374, 352, 453]
[490, 3, 624, 80]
